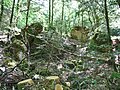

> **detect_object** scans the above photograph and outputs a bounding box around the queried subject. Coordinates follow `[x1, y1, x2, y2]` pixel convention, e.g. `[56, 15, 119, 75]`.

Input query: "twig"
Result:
[0, 56, 26, 81]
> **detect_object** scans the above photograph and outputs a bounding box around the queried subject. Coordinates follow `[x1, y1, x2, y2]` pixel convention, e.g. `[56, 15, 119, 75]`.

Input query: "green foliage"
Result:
[89, 31, 112, 52]
[27, 22, 43, 35]
[111, 28, 120, 36]
[0, 0, 120, 90]
[4, 0, 12, 8]
[111, 72, 120, 79]
[19, 60, 28, 71]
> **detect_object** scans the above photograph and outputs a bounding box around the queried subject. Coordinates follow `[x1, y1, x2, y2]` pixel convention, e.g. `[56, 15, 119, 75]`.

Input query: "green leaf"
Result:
[111, 72, 120, 79]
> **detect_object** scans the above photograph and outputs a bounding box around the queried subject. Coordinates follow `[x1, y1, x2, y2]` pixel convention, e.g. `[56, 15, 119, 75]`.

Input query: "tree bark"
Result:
[0, 0, 4, 23]
[104, 0, 117, 72]
[7, 0, 15, 41]
[10, 0, 15, 27]
[26, 0, 31, 63]
[51, 0, 54, 25]
[16, 0, 21, 26]
[104, 0, 111, 45]
[26, 0, 31, 26]
[49, 0, 51, 24]
[61, 0, 64, 22]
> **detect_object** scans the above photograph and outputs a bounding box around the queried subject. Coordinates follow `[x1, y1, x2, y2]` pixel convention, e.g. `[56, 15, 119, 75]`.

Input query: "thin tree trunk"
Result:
[61, 0, 64, 22]
[61, 0, 64, 34]
[26, 0, 31, 27]
[10, 0, 15, 27]
[104, 0, 117, 72]
[7, 0, 15, 41]
[0, 0, 4, 23]
[51, 0, 54, 25]
[49, 0, 51, 24]
[81, 11, 84, 27]
[88, 11, 92, 26]
[26, 0, 31, 63]
[16, 0, 21, 26]
[104, 0, 111, 45]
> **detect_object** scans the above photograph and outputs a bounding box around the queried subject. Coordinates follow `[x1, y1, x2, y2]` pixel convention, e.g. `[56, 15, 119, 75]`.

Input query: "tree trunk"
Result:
[16, 0, 21, 26]
[0, 0, 4, 23]
[26, 0, 31, 26]
[104, 0, 111, 45]
[81, 11, 84, 27]
[7, 0, 15, 41]
[51, 0, 54, 25]
[61, 0, 64, 22]
[104, 0, 117, 72]
[49, 0, 51, 24]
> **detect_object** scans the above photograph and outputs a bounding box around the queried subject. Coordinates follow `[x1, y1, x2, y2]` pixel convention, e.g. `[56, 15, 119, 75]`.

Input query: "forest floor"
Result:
[0, 32, 120, 90]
